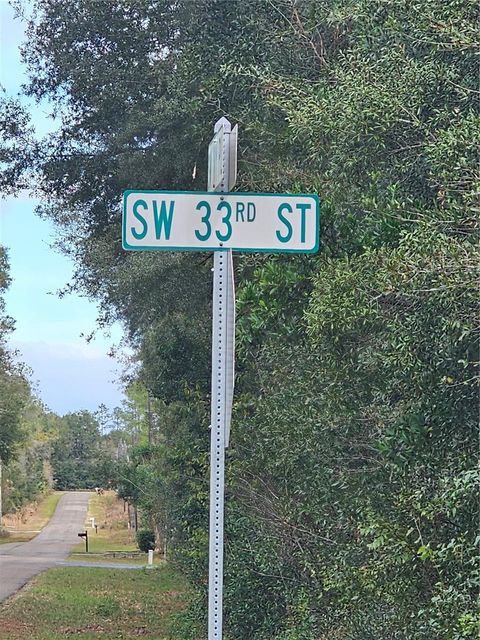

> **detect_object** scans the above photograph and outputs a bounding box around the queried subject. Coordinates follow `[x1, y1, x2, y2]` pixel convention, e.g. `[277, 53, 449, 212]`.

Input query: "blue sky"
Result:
[0, 1, 125, 415]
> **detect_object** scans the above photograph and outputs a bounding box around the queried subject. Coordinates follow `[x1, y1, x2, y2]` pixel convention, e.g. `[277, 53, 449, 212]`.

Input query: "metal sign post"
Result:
[207, 117, 235, 640]
[121, 118, 319, 640]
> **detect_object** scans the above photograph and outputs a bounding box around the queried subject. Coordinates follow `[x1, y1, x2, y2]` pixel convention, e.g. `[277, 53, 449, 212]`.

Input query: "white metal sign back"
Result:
[208, 118, 238, 192]
[208, 124, 225, 191]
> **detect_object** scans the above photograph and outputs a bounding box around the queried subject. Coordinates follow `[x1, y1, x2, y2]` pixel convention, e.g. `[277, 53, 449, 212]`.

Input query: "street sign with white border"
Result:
[123, 190, 320, 253]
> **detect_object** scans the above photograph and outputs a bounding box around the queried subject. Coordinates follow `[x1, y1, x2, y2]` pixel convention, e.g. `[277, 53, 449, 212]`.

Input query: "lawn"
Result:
[0, 492, 64, 544]
[0, 565, 188, 639]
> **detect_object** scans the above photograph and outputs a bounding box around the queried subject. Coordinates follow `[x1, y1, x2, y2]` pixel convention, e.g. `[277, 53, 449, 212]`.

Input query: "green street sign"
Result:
[123, 190, 320, 253]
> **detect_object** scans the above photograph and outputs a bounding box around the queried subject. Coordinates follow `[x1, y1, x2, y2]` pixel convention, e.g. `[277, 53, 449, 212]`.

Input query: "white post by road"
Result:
[208, 117, 236, 640]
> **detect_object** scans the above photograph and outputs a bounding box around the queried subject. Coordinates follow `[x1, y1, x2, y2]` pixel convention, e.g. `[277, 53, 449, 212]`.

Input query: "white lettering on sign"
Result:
[123, 191, 320, 253]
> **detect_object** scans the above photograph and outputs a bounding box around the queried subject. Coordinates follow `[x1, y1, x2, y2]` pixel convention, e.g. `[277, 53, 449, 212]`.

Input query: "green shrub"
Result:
[136, 529, 155, 553]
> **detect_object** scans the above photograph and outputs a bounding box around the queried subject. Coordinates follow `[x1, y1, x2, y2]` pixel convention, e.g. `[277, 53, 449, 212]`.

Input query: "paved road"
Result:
[0, 492, 90, 602]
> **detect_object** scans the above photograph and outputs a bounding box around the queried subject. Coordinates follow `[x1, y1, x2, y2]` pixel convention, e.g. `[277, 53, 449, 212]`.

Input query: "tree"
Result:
[0, 248, 57, 520]
[0, 247, 29, 465]
[11, 1, 480, 638]
[51, 410, 106, 489]
[0, 97, 35, 195]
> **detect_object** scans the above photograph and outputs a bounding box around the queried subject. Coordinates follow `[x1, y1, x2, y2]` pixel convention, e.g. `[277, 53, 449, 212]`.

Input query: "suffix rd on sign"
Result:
[123, 190, 320, 253]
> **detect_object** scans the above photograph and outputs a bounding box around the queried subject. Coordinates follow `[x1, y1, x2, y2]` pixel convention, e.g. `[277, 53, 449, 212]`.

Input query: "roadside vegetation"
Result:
[69, 491, 161, 564]
[0, 1, 478, 639]
[0, 491, 186, 640]
[0, 251, 120, 527]
[72, 491, 135, 552]
[0, 492, 63, 544]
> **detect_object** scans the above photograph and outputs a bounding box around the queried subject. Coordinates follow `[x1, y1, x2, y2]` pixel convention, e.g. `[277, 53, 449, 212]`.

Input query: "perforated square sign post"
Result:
[122, 118, 320, 640]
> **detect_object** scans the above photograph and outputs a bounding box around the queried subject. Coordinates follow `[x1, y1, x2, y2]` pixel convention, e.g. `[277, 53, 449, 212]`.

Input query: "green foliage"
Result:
[0, 248, 61, 513]
[0, 97, 35, 195]
[0, 247, 30, 465]
[0, 367, 29, 464]
[51, 411, 115, 490]
[136, 528, 156, 553]
[7, 0, 479, 638]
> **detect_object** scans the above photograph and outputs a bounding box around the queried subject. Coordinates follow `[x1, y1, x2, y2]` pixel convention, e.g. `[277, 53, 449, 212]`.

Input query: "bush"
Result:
[136, 529, 155, 553]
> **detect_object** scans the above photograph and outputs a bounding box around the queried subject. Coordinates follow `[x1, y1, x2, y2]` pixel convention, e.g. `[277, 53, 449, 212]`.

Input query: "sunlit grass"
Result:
[0, 565, 187, 639]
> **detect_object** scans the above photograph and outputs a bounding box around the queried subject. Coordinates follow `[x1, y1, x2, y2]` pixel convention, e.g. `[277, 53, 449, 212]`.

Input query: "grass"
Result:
[71, 537, 138, 554]
[0, 564, 188, 639]
[0, 491, 188, 637]
[0, 492, 64, 544]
